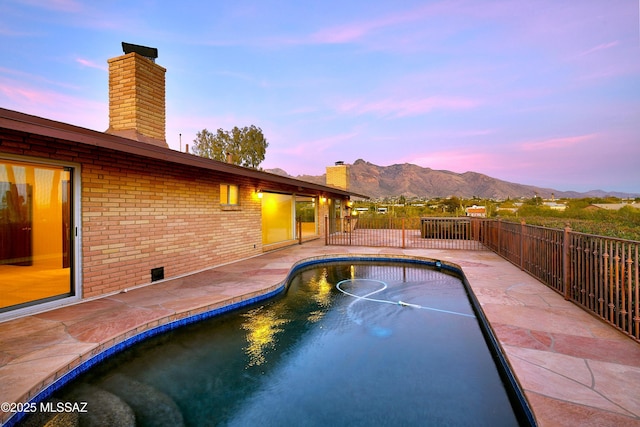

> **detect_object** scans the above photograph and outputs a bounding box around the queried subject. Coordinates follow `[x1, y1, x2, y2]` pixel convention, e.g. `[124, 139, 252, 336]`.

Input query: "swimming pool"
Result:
[19, 258, 535, 426]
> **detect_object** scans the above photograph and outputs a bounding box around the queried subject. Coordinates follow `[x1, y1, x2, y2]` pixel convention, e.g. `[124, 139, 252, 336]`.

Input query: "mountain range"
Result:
[267, 159, 637, 200]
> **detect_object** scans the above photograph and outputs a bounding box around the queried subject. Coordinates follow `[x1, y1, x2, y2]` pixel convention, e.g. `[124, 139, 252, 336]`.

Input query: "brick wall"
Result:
[80, 158, 263, 298]
[1, 128, 340, 300]
[326, 164, 350, 191]
[0, 131, 265, 298]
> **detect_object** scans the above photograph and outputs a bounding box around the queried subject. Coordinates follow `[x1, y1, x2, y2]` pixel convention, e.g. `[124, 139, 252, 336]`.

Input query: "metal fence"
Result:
[325, 216, 640, 342]
[483, 220, 639, 341]
[566, 232, 639, 340]
[325, 216, 486, 250]
[483, 220, 565, 294]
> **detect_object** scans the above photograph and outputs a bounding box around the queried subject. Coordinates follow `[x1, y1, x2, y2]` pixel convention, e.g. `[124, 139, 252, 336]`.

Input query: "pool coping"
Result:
[3, 253, 536, 427]
[2, 244, 640, 426]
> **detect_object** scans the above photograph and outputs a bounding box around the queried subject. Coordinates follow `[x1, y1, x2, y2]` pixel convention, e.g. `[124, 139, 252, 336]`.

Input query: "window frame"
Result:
[220, 183, 240, 209]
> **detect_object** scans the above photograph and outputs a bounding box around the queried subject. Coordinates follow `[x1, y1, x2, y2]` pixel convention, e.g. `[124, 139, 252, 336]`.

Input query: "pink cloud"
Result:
[0, 78, 106, 130]
[575, 41, 620, 58]
[309, 3, 441, 45]
[0, 83, 55, 105]
[311, 23, 373, 44]
[257, 132, 362, 176]
[338, 96, 481, 118]
[520, 134, 598, 151]
[75, 58, 107, 71]
[279, 131, 359, 156]
[443, 128, 496, 138]
[576, 57, 640, 81]
[0, 66, 84, 91]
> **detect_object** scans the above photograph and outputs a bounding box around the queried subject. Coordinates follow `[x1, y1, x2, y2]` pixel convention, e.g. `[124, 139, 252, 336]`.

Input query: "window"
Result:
[295, 196, 318, 238]
[220, 184, 239, 206]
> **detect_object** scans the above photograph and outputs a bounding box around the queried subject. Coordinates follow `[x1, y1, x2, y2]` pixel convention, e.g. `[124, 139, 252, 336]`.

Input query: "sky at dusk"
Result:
[1, 0, 639, 193]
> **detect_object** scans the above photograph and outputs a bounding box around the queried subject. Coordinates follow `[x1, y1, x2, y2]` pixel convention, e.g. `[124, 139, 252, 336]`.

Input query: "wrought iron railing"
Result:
[325, 216, 640, 342]
[565, 232, 639, 340]
[483, 220, 639, 341]
[483, 220, 565, 293]
[325, 216, 485, 250]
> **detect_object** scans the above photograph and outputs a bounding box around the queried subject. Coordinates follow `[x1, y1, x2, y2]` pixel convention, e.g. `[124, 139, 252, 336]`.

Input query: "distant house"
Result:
[0, 44, 365, 321]
[465, 205, 486, 217]
[585, 203, 640, 211]
[543, 202, 567, 211]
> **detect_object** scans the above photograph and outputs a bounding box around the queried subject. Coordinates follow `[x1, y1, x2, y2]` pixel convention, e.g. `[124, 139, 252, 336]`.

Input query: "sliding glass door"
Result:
[261, 193, 319, 245]
[295, 196, 317, 238]
[261, 192, 294, 245]
[0, 159, 74, 311]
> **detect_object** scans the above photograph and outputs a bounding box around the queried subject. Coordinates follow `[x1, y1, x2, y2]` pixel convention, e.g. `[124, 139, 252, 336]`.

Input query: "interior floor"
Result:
[0, 264, 70, 309]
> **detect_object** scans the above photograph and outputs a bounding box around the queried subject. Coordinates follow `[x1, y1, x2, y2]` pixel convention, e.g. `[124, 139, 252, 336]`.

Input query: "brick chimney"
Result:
[106, 43, 167, 148]
[326, 161, 350, 190]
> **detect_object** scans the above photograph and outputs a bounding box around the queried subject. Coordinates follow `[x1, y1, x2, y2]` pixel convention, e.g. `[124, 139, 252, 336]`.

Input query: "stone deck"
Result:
[1, 240, 639, 426]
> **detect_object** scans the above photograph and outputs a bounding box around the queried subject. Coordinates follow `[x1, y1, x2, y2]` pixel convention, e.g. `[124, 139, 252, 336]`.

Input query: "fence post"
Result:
[563, 224, 571, 300]
[471, 218, 479, 248]
[497, 219, 502, 255]
[324, 216, 328, 246]
[520, 219, 526, 270]
[402, 218, 406, 249]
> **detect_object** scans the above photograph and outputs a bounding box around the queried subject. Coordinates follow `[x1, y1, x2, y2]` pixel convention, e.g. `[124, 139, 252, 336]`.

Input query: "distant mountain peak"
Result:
[264, 167, 290, 177]
[266, 160, 637, 199]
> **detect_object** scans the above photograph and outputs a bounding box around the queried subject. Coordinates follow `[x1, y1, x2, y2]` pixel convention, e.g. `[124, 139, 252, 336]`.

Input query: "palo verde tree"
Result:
[192, 125, 268, 169]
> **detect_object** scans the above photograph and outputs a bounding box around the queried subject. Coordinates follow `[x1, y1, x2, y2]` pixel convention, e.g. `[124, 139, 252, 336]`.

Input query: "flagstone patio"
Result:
[1, 240, 639, 426]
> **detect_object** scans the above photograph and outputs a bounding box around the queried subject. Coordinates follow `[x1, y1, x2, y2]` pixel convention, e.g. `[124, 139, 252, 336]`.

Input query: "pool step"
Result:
[20, 384, 135, 426]
[65, 383, 136, 426]
[17, 397, 80, 427]
[99, 374, 185, 427]
[21, 375, 184, 427]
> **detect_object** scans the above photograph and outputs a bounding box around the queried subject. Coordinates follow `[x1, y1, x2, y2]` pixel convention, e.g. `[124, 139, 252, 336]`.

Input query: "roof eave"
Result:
[0, 108, 368, 199]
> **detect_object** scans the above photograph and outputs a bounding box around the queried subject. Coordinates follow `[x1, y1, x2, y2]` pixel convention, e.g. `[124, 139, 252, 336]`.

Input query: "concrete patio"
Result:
[1, 239, 639, 426]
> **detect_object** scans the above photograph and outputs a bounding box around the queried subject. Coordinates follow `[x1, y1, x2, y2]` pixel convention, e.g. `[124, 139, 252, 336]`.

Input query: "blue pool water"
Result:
[22, 260, 534, 426]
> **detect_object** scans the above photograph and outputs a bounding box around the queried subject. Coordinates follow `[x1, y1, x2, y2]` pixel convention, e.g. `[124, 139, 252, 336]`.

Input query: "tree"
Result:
[192, 126, 268, 169]
[442, 196, 463, 214]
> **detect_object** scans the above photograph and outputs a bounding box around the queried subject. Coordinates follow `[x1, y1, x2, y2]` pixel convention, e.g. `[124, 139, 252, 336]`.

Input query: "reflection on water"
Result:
[307, 267, 332, 323]
[310, 267, 332, 308]
[34, 261, 528, 427]
[241, 267, 336, 367]
[241, 306, 289, 367]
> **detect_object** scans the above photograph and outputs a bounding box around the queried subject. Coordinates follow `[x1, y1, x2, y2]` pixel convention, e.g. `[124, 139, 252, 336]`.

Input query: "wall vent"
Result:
[151, 267, 164, 282]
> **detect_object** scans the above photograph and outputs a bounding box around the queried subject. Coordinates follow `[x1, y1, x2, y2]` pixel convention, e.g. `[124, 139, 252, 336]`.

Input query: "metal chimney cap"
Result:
[334, 161, 344, 165]
[122, 42, 158, 62]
